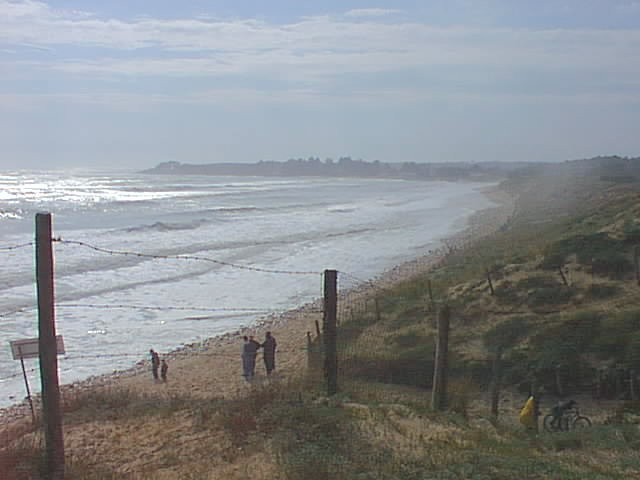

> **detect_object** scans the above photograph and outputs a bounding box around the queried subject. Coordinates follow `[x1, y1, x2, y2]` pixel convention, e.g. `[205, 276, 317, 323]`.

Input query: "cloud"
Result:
[616, 1, 640, 13]
[2, 84, 638, 115]
[0, 1, 638, 73]
[14, 24, 640, 81]
[344, 8, 403, 17]
[1, 0, 639, 113]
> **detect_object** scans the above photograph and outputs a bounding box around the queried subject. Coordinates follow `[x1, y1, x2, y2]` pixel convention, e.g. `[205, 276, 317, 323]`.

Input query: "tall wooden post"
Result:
[374, 298, 381, 323]
[596, 369, 604, 399]
[558, 265, 569, 286]
[306, 332, 313, 370]
[555, 364, 564, 397]
[427, 279, 435, 311]
[615, 367, 623, 398]
[489, 347, 503, 419]
[36, 213, 64, 480]
[323, 270, 338, 396]
[431, 304, 450, 410]
[486, 269, 495, 296]
[634, 246, 639, 286]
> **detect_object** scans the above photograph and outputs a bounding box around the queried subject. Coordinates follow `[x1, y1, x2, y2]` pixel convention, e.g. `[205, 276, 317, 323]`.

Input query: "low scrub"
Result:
[524, 311, 603, 390]
[483, 316, 532, 353]
[540, 232, 621, 269]
[527, 286, 575, 308]
[592, 309, 640, 362]
[216, 383, 281, 446]
[62, 388, 196, 424]
[341, 349, 435, 388]
[591, 252, 633, 280]
[0, 437, 44, 480]
[585, 283, 621, 299]
[494, 280, 521, 305]
[447, 377, 478, 419]
[623, 218, 640, 243]
[517, 275, 561, 290]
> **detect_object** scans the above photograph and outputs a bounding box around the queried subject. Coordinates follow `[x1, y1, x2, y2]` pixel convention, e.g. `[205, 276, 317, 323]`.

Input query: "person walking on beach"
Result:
[150, 349, 160, 381]
[261, 331, 277, 375]
[160, 359, 168, 383]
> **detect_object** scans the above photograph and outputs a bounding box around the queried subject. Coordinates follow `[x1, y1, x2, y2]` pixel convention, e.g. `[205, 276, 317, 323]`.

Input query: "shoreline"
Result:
[0, 183, 514, 433]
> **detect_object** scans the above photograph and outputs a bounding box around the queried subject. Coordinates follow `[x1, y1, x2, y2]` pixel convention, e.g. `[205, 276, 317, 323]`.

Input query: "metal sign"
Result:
[10, 336, 65, 360]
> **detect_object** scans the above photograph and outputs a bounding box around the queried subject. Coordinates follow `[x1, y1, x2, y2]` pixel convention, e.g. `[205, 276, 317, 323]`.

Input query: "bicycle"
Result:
[543, 406, 592, 433]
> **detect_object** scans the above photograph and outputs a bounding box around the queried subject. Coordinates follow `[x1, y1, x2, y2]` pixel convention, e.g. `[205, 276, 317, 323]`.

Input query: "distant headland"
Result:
[141, 155, 640, 182]
[140, 157, 538, 181]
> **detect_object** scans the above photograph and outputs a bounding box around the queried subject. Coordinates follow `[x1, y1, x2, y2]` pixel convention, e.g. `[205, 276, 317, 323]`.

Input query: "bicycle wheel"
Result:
[572, 416, 592, 430]
[543, 414, 558, 433]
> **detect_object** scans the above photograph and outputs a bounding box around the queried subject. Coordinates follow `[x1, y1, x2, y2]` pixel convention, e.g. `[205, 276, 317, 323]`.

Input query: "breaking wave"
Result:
[124, 219, 209, 233]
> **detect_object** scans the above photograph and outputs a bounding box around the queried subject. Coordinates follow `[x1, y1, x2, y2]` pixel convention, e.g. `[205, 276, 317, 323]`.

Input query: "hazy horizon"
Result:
[2, 0, 639, 170]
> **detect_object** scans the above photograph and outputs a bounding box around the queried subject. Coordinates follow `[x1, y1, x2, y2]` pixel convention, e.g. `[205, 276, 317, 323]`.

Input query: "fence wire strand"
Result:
[53, 238, 323, 276]
[0, 242, 34, 252]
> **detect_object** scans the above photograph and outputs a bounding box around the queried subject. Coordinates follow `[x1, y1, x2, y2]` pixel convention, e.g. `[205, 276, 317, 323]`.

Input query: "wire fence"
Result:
[0, 235, 450, 402]
[53, 238, 323, 276]
[0, 242, 34, 252]
[0, 236, 333, 393]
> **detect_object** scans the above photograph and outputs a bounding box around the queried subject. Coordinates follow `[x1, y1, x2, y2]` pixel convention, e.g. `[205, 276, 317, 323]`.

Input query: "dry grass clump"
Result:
[0, 436, 44, 480]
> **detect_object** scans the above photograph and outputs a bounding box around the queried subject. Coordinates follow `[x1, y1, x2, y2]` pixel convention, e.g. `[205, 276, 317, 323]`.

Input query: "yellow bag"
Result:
[519, 396, 536, 427]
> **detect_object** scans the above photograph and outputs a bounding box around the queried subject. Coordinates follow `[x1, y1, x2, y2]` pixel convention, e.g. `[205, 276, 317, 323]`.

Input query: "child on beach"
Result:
[161, 359, 168, 383]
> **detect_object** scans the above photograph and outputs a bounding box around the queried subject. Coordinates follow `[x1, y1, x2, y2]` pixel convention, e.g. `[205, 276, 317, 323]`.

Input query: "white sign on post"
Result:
[10, 336, 65, 360]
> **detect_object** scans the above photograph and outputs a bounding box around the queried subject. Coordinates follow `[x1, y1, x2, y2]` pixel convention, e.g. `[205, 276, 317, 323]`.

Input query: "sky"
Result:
[1, 0, 640, 169]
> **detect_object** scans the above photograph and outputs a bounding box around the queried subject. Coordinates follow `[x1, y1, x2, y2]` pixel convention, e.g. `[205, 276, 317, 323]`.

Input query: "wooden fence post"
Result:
[431, 304, 451, 411]
[558, 265, 569, 286]
[486, 269, 495, 296]
[615, 366, 623, 398]
[36, 213, 65, 480]
[427, 279, 435, 311]
[596, 369, 604, 399]
[489, 347, 503, 420]
[374, 298, 381, 323]
[630, 370, 636, 401]
[323, 270, 338, 396]
[555, 364, 564, 397]
[634, 246, 639, 286]
[306, 332, 313, 370]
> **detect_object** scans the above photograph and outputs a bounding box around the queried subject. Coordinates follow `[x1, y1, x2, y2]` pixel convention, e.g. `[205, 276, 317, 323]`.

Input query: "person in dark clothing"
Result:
[550, 399, 577, 431]
[261, 331, 277, 375]
[241, 336, 261, 380]
[241, 336, 251, 378]
[150, 349, 160, 381]
[160, 359, 168, 382]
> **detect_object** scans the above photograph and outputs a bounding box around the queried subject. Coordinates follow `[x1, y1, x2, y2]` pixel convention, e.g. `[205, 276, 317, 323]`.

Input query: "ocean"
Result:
[0, 170, 495, 408]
